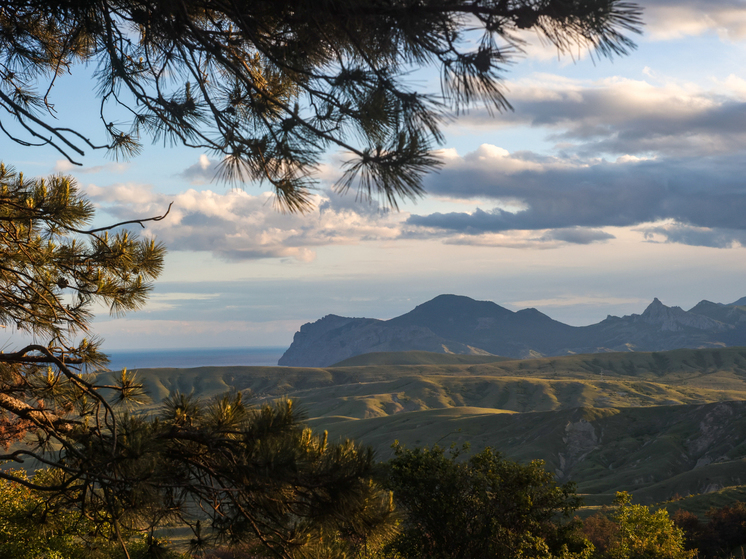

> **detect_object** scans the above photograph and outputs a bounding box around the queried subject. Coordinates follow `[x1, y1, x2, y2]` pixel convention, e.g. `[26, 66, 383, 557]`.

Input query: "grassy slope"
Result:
[330, 351, 511, 367]
[128, 347, 746, 420]
[117, 347, 746, 508]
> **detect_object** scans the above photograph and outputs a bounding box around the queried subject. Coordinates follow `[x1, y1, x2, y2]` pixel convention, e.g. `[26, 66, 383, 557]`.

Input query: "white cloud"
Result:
[644, 1, 746, 41]
[54, 160, 129, 174]
[84, 184, 406, 262]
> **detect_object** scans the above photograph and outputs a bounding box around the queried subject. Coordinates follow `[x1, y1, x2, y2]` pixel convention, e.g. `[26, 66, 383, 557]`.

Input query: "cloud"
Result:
[643, 0, 746, 41]
[178, 154, 219, 184]
[414, 71, 746, 249]
[54, 160, 129, 174]
[82, 66, 746, 255]
[403, 144, 746, 247]
[84, 184, 404, 261]
[456, 75, 746, 158]
[639, 222, 746, 248]
[541, 228, 616, 245]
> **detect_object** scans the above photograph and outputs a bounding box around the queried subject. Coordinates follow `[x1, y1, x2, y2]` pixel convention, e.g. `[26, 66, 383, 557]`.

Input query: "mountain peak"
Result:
[640, 298, 668, 319]
[279, 294, 741, 367]
[392, 294, 513, 325]
[640, 298, 725, 332]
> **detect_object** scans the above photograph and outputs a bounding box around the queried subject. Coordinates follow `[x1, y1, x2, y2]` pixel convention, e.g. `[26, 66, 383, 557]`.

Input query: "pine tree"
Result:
[0, 162, 165, 446]
[0, 2, 643, 555]
[0, 165, 395, 558]
[1, 0, 642, 211]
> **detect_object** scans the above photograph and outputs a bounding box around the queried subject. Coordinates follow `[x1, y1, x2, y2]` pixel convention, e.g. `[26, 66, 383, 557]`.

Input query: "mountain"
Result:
[276, 307, 487, 368]
[279, 294, 746, 367]
[687, 300, 746, 326]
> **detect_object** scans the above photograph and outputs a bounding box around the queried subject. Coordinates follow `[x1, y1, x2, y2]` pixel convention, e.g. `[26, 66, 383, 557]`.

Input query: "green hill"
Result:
[308, 400, 746, 506]
[124, 347, 746, 418]
[110, 346, 746, 508]
[330, 350, 508, 367]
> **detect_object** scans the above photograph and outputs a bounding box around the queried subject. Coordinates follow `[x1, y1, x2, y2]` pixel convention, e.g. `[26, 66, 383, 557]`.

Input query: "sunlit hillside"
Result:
[119, 346, 746, 508]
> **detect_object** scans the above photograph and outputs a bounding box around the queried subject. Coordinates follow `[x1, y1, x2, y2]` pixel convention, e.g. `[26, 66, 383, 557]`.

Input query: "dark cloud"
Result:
[541, 228, 616, 244]
[408, 148, 746, 242]
[640, 224, 746, 248]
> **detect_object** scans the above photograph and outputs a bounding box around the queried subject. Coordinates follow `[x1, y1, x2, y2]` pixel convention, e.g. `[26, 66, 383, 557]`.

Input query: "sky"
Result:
[4, 0, 746, 351]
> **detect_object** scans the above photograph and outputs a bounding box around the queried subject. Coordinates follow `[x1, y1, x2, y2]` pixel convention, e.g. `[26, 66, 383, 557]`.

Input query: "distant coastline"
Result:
[104, 346, 286, 371]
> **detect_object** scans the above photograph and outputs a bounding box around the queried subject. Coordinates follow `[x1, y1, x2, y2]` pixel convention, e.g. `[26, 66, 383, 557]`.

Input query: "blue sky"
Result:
[4, 0, 746, 351]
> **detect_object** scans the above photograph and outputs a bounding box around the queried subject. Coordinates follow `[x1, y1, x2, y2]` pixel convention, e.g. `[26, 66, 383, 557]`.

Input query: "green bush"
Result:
[382, 444, 590, 559]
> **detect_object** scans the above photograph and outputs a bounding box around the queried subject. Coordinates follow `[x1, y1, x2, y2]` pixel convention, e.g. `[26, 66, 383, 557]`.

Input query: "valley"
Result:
[125, 346, 746, 511]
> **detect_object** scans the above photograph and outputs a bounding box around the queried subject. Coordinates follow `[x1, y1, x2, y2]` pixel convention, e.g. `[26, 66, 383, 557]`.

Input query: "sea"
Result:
[104, 346, 286, 371]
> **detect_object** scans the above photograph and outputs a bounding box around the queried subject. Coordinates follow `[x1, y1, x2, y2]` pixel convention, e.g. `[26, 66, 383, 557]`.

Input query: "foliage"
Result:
[582, 512, 618, 556]
[0, 468, 186, 559]
[0, 162, 165, 449]
[699, 502, 746, 558]
[0, 166, 395, 559]
[587, 492, 694, 559]
[0, 0, 641, 210]
[81, 394, 397, 559]
[2, 389, 397, 559]
[673, 502, 746, 559]
[382, 443, 589, 559]
[0, 163, 164, 343]
[0, 468, 88, 559]
[670, 509, 701, 552]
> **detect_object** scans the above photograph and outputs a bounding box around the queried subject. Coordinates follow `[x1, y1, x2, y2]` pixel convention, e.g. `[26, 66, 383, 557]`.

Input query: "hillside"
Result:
[312, 401, 746, 506]
[279, 294, 746, 367]
[121, 346, 746, 505]
[130, 347, 746, 417]
[330, 351, 510, 367]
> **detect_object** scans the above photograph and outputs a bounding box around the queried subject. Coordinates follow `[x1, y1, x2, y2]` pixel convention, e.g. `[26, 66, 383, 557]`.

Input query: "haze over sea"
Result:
[105, 347, 286, 371]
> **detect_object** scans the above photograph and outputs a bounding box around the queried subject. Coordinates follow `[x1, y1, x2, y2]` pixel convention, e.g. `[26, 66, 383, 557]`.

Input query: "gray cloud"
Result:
[407, 146, 746, 243]
[178, 154, 220, 184]
[640, 223, 746, 248]
[417, 67, 746, 248]
[457, 79, 746, 158]
[541, 228, 616, 244]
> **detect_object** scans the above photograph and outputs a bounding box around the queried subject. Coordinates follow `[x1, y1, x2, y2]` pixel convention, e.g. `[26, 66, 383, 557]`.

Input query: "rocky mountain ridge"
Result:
[278, 294, 746, 367]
